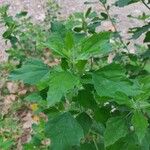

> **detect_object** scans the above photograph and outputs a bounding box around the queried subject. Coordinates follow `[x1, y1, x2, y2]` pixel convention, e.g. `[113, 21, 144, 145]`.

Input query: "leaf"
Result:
[51, 21, 66, 35]
[46, 113, 84, 150]
[15, 11, 28, 18]
[94, 107, 110, 123]
[25, 92, 42, 102]
[65, 32, 74, 50]
[107, 135, 141, 150]
[78, 32, 111, 59]
[137, 75, 150, 100]
[45, 33, 67, 58]
[76, 112, 93, 135]
[85, 7, 92, 18]
[73, 27, 83, 32]
[75, 60, 87, 73]
[115, 0, 140, 7]
[47, 71, 79, 106]
[99, 0, 107, 4]
[73, 89, 97, 109]
[104, 116, 128, 147]
[132, 111, 148, 143]
[79, 143, 97, 150]
[144, 31, 150, 43]
[129, 25, 150, 39]
[113, 92, 133, 107]
[101, 12, 108, 20]
[0, 137, 13, 150]
[3, 29, 13, 39]
[9, 59, 49, 85]
[92, 63, 141, 98]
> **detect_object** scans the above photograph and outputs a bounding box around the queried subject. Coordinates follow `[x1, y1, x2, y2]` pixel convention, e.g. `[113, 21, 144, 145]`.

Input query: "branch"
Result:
[100, 3, 130, 53]
[141, 0, 150, 10]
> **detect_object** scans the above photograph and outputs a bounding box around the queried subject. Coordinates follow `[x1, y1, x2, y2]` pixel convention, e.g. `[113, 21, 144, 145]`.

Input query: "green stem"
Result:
[93, 138, 99, 150]
[100, 2, 130, 53]
[90, 57, 93, 70]
[141, 0, 150, 10]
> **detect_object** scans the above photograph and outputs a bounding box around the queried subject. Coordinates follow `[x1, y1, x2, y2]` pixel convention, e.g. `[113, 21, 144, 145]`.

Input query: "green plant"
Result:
[4, 0, 150, 149]
[0, 5, 49, 63]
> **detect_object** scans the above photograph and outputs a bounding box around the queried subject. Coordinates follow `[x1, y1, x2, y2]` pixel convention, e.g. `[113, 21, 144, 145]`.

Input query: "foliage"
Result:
[1, 0, 150, 149]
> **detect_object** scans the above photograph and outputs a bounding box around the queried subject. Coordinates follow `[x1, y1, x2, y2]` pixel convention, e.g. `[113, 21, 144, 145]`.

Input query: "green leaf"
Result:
[74, 27, 83, 32]
[9, 59, 49, 85]
[0, 137, 13, 150]
[65, 32, 74, 50]
[76, 112, 93, 135]
[78, 32, 111, 59]
[75, 60, 87, 73]
[101, 12, 108, 20]
[51, 21, 66, 35]
[25, 92, 42, 102]
[15, 11, 28, 18]
[47, 71, 79, 106]
[45, 33, 67, 58]
[85, 7, 92, 18]
[94, 107, 110, 123]
[107, 134, 141, 150]
[79, 143, 97, 150]
[99, 0, 107, 4]
[113, 92, 133, 107]
[104, 116, 128, 147]
[132, 111, 148, 143]
[129, 25, 150, 39]
[115, 0, 140, 7]
[92, 63, 140, 98]
[144, 31, 150, 43]
[137, 75, 150, 100]
[46, 113, 84, 150]
[73, 89, 97, 109]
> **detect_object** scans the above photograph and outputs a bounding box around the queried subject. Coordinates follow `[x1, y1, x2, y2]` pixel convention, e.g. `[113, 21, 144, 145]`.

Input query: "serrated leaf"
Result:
[104, 116, 128, 147]
[46, 113, 84, 150]
[137, 75, 150, 100]
[132, 111, 148, 143]
[9, 59, 49, 85]
[78, 32, 111, 59]
[92, 63, 141, 98]
[47, 71, 79, 106]
[45, 33, 67, 58]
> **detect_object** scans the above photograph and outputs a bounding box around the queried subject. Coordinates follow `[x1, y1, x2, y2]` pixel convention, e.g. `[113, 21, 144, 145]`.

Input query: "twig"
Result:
[141, 0, 150, 10]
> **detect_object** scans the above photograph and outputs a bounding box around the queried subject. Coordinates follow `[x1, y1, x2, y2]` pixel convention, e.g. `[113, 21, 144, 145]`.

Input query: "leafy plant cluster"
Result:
[0, 0, 150, 149]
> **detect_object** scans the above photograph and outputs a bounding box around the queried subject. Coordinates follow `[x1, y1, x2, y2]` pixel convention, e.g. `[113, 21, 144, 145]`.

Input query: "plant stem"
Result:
[100, 2, 130, 53]
[90, 57, 93, 70]
[93, 138, 99, 150]
[141, 0, 150, 10]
